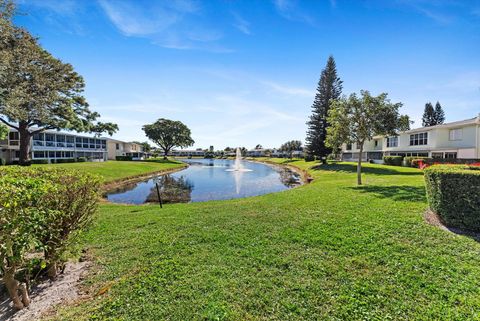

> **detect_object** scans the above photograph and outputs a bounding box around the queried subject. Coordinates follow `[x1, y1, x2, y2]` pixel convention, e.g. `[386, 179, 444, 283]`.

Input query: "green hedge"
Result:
[116, 156, 133, 161]
[304, 154, 315, 162]
[0, 167, 100, 308]
[424, 165, 480, 231]
[404, 156, 431, 167]
[31, 159, 49, 164]
[54, 158, 76, 164]
[383, 156, 403, 166]
[77, 157, 87, 162]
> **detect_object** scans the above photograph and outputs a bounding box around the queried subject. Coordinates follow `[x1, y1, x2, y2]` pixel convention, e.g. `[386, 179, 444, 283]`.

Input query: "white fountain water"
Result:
[226, 148, 252, 172]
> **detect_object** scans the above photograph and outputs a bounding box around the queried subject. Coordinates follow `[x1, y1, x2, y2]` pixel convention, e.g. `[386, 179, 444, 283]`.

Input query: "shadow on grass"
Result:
[144, 158, 183, 164]
[312, 162, 422, 176]
[348, 185, 427, 203]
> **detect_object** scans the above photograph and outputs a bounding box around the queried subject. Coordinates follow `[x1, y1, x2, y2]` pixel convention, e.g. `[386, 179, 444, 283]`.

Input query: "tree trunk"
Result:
[357, 143, 363, 185]
[3, 266, 30, 310]
[18, 122, 32, 166]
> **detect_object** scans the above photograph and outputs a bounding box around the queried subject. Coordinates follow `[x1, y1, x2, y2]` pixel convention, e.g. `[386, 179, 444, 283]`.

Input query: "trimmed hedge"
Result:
[31, 159, 49, 164]
[54, 158, 76, 164]
[404, 156, 431, 167]
[424, 165, 480, 231]
[116, 156, 133, 161]
[383, 156, 403, 166]
[77, 157, 87, 162]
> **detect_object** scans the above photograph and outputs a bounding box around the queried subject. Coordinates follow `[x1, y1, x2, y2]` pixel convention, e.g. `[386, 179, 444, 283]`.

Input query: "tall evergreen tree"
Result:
[422, 102, 436, 127]
[305, 56, 342, 162]
[434, 101, 445, 124]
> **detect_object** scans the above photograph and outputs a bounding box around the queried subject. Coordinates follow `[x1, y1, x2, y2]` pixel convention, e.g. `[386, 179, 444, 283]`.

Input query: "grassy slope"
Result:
[33, 159, 184, 183]
[57, 161, 480, 320]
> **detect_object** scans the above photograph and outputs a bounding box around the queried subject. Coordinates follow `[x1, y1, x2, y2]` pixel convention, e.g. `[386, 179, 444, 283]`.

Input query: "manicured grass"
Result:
[55, 160, 480, 320]
[33, 159, 184, 183]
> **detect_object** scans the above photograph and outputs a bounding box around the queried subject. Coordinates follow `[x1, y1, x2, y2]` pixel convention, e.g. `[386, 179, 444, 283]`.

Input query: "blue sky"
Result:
[15, 0, 480, 149]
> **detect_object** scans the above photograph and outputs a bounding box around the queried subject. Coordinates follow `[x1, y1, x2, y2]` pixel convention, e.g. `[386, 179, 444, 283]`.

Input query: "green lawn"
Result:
[55, 160, 480, 320]
[34, 159, 184, 183]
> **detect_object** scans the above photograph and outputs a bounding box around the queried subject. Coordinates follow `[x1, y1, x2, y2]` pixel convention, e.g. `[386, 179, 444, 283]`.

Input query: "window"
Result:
[116, 143, 120, 150]
[432, 152, 443, 159]
[33, 151, 45, 158]
[346, 143, 352, 150]
[48, 151, 55, 158]
[33, 133, 44, 141]
[386, 136, 398, 147]
[409, 132, 428, 146]
[449, 129, 463, 141]
[9, 132, 19, 140]
[374, 140, 378, 147]
[445, 152, 457, 159]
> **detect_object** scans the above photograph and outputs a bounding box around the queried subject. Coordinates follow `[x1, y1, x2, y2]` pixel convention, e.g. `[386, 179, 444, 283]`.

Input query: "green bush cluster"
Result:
[424, 165, 480, 231]
[53, 158, 76, 164]
[116, 156, 133, 161]
[404, 156, 431, 167]
[0, 167, 101, 309]
[77, 157, 87, 162]
[304, 154, 315, 162]
[383, 156, 403, 166]
[0, 158, 5, 166]
[31, 159, 49, 164]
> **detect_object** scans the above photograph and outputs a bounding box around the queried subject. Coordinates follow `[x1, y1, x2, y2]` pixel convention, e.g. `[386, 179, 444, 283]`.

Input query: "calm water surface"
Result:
[106, 158, 301, 204]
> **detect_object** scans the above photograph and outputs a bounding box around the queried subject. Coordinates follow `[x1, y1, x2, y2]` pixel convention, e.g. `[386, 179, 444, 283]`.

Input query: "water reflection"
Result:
[146, 175, 194, 204]
[106, 158, 302, 204]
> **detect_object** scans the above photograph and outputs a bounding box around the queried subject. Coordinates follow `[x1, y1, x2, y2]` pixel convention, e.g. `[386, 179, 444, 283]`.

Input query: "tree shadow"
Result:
[144, 159, 183, 164]
[311, 162, 422, 176]
[347, 185, 427, 203]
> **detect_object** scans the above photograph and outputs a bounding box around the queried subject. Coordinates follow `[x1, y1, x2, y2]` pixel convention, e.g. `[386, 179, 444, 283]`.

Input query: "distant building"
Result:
[246, 149, 267, 157]
[171, 148, 205, 157]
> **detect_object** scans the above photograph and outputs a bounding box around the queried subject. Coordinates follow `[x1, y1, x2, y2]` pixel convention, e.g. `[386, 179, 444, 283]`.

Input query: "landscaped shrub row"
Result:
[424, 165, 480, 231]
[404, 156, 431, 167]
[0, 167, 101, 309]
[116, 156, 133, 161]
[383, 156, 403, 166]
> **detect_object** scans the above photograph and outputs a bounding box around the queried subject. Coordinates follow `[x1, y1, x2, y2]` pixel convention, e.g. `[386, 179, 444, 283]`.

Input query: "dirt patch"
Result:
[247, 159, 313, 184]
[424, 210, 480, 242]
[0, 261, 90, 321]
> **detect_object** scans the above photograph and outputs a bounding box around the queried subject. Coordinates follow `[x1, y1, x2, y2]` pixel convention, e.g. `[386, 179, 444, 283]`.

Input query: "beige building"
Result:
[106, 139, 147, 160]
[341, 114, 480, 162]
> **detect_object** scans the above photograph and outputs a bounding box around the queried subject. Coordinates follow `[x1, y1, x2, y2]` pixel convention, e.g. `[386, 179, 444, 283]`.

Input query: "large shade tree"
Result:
[305, 56, 342, 163]
[0, 1, 117, 165]
[142, 118, 194, 159]
[326, 90, 410, 185]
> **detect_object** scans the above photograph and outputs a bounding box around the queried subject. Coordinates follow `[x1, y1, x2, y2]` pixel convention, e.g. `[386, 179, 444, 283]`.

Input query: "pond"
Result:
[106, 158, 302, 204]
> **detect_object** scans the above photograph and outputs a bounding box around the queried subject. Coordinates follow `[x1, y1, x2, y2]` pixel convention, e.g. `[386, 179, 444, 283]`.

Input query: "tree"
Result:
[422, 102, 436, 127]
[0, 1, 117, 165]
[132, 141, 152, 153]
[255, 144, 263, 150]
[280, 140, 302, 159]
[326, 90, 408, 185]
[434, 101, 445, 125]
[0, 123, 7, 140]
[305, 56, 342, 163]
[142, 118, 194, 159]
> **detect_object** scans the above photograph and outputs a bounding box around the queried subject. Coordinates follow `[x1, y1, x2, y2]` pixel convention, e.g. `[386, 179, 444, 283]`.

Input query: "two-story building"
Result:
[0, 129, 108, 163]
[106, 139, 147, 160]
[341, 115, 480, 162]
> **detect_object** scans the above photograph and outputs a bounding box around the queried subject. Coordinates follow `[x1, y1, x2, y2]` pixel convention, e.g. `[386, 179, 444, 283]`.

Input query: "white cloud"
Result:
[232, 12, 251, 35]
[261, 81, 314, 97]
[272, 0, 315, 25]
[98, 0, 229, 52]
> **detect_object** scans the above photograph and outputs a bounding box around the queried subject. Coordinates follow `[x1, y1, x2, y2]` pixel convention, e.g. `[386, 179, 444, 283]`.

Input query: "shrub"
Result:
[0, 158, 5, 166]
[304, 154, 315, 162]
[404, 156, 431, 167]
[0, 167, 101, 309]
[31, 159, 49, 164]
[55, 158, 76, 164]
[424, 165, 480, 231]
[77, 157, 87, 162]
[383, 156, 403, 166]
[116, 155, 133, 161]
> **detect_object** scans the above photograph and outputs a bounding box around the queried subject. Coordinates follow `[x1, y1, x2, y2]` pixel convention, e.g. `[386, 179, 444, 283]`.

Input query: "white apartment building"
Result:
[0, 129, 107, 163]
[341, 115, 480, 162]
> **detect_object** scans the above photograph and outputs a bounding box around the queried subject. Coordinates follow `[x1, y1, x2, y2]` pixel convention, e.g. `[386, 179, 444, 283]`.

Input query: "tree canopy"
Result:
[280, 140, 302, 158]
[142, 118, 194, 158]
[422, 101, 445, 127]
[0, 0, 117, 165]
[326, 90, 407, 185]
[305, 56, 342, 162]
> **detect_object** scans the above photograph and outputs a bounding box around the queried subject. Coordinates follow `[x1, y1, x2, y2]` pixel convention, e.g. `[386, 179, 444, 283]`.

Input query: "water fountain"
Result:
[226, 148, 252, 172]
